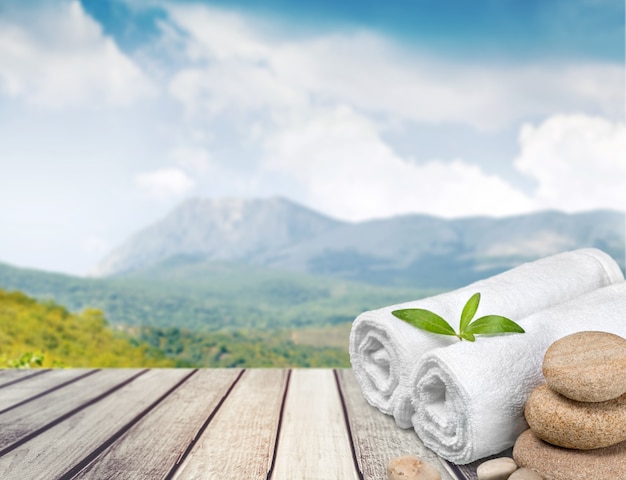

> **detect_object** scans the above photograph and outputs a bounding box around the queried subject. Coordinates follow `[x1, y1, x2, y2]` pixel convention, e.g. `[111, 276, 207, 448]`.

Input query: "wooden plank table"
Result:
[0, 369, 481, 480]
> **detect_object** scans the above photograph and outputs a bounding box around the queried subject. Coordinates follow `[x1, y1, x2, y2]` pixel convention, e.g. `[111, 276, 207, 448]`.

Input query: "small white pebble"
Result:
[387, 455, 442, 480]
[508, 468, 543, 480]
[476, 457, 518, 480]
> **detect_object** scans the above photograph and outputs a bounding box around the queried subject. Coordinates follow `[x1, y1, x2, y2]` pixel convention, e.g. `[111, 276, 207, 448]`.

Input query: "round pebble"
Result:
[543, 331, 626, 402]
[508, 468, 543, 480]
[525, 383, 626, 449]
[513, 429, 626, 480]
[387, 455, 441, 480]
[476, 457, 517, 480]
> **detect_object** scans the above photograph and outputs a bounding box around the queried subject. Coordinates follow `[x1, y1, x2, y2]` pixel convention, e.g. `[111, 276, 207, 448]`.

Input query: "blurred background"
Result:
[0, 0, 624, 368]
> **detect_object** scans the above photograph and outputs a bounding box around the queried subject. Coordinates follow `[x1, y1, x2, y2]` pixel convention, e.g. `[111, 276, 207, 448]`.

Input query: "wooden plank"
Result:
[336, 369, 455, 480]
[0, 369, 49, 387]
[0, 368, 144, 453]
[72, 369, 242, 480]
[0, 369, 96, 413]
[172, 369, 288, 480]
[0, 369, 39, 381]
[0, 369, 193, 480]
[270, 369, 359, 480]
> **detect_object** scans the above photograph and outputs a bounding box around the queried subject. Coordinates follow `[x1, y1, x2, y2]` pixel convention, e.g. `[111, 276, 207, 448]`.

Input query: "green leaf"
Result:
[465, 315, 525, 335]
[392, 308, 457, 336]
[459, 331, 476, 342]
[459, 292, 480, 333]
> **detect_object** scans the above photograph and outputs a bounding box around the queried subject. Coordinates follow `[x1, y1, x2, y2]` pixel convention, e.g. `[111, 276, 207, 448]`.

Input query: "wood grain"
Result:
[0, 369, 49, 387]
[0, 369, 469, 480]
[336, 369, 454, 480]
[0, 368, 95, 413]
[173, 369, 288, 480]
[0, 369, 192, 480]
[71, 369, 241, 480]
[270, 369, 359, 480]
[0, 368, 144, 453]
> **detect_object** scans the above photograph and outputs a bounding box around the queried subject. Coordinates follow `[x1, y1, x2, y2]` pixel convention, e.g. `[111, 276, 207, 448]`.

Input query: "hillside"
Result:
[0, 288, 351, 368]
[0, 260, 425, 368]
[93, 198, 625, 288]
[0, 288, 175, 368]
[0, 260, 433, 330]
[2, 199, 622, 369]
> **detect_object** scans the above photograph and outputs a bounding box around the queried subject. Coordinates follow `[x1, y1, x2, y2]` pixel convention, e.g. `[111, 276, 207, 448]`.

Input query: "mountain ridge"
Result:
[92, 196, 341, 277]
[93, 197, 625, 288]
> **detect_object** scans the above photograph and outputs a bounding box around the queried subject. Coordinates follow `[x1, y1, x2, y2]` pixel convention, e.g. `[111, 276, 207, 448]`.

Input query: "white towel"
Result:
[349, 248, 624, 428]
[411, 281, 626, 465]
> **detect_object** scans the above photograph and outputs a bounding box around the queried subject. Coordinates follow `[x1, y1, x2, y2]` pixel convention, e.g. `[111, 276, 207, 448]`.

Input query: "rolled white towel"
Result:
[411, 281, 626, 465]
[349, 248, 624, 428]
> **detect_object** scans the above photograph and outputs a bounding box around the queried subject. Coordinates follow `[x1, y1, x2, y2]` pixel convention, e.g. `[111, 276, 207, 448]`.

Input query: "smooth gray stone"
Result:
[476, 457, 518, 480]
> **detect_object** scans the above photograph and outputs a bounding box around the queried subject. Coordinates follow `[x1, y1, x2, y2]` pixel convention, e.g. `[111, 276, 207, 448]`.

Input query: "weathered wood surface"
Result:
[271, 369, 359, 480]
[74, 369, 242, 480]
[173, 369, 287, 480]
[0, 368, 459, 480]
[0, 369, 49, 387]
[0, 369, 95, 413]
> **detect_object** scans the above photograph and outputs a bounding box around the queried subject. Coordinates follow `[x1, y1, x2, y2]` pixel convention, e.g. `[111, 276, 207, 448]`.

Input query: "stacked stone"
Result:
[513, 331, 626, 480]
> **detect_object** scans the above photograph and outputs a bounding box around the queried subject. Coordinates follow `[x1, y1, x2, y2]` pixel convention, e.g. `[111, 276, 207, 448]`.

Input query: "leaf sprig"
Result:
[391, 292, 524, 342]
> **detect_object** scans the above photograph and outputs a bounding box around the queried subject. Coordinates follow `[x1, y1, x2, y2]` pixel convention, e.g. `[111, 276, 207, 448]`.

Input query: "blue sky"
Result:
[85, 0, 624, 61]
[0, 0, 624, 275]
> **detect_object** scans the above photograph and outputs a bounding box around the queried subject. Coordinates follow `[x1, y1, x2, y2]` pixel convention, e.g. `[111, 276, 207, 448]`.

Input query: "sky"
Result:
[0, 0, 624, 275]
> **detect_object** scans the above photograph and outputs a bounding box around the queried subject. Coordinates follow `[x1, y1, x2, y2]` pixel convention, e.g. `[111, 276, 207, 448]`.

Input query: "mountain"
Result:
[265, 209, 625, 287]
[3, 198, 621, 368]
[93, 196, 340, 277]
[93, 197, 625, 288]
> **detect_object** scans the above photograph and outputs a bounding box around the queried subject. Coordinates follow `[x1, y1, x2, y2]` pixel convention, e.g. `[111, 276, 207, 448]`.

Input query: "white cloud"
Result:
[169, 61, 306, 118]
[0, 1, 156, 107]
[160, 4, 625, 220]
[165, 4, 623, 131]
[515, 114, 626, 212]
[170, 6, 271, 62]
[265, 109, 626, 220]
[271, 37, 624, 131]
[134, 168, 196, 200]
[265, 106, 535, 220]
[170, 146, 212, 172]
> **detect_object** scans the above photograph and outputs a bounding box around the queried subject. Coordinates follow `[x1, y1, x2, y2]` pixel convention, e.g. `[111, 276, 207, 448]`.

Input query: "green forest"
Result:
[0, 289, 175, 368]
[0, 259, 434, 331]
[0, 260, 434, 368]
[0, 288, 351, 368]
